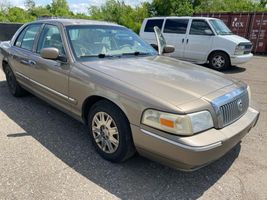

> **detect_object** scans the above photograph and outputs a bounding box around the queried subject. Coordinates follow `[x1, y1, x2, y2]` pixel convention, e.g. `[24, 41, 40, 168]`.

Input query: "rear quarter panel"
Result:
[0, 41, 12, 71]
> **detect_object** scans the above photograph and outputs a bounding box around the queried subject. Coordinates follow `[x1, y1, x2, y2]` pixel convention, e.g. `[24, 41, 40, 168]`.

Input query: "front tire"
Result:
[209, 52, 230, 71]
[88, 100, 135, 162]
[4, 65, 27, 97]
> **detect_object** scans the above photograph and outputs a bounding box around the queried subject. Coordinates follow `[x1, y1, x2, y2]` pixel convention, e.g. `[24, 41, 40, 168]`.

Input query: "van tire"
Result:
[209, 51, 230, 71]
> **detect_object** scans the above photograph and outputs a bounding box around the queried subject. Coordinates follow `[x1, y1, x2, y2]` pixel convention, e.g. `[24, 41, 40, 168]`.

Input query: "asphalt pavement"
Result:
[0, 56, 267, 200]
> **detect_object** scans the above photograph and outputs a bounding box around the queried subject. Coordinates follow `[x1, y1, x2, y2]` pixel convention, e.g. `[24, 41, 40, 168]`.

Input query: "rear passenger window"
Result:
[190, 20, 213, 35]
[15, 24, 41, 51]
[144, 19, 164, 32]
[164, 19, 189, 34]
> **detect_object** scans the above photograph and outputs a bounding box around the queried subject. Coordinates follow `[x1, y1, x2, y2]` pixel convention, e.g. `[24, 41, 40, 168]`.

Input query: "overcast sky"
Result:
[9, 0, 152, 13]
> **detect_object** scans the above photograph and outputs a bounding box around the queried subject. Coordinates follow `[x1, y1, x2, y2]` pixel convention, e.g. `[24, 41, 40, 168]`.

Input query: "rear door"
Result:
[162, 18, 189, 59]
[183, 19, 214, 62]
[28, 23, 71, 111]
[9, 24, 42, 87]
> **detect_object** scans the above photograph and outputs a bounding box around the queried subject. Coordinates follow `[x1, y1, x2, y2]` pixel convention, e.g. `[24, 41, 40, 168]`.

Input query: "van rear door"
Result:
[162, 18, 189, 59]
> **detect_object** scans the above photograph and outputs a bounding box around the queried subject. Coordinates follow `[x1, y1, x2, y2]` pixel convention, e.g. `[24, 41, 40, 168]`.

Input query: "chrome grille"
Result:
[219, 92, 249, 126]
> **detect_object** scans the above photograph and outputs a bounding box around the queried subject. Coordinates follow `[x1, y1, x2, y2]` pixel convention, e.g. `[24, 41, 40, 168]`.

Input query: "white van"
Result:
[140, 17, 253, 70]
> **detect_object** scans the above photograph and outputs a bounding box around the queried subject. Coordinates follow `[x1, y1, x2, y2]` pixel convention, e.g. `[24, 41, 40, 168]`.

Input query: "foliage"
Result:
[0, 0, 266, 33]
[50, 0, 72, 16]
[6, 7, 35, 23]
[195, 0, 265, 12]
[89, 0, 150, 33]
[150, 0, 194, 16]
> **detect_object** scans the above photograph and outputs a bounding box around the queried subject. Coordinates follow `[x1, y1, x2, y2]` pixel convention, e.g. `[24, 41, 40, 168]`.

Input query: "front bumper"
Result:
[131, 107, 259, 171]
[230, 53, 253, 65]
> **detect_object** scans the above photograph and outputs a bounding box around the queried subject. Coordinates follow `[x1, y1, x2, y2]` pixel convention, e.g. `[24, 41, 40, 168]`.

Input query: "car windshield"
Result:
[66, 25, 157, 59]
[209, 19, 233, 35]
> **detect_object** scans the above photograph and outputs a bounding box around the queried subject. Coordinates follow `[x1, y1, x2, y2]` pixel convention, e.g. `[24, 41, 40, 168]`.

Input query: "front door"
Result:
[29, 24, 71, 111]
[183, 19, 214, 63]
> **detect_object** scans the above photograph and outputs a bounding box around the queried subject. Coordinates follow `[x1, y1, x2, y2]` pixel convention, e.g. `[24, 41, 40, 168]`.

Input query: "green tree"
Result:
[89, 0, 150, 33]
[7, 7, 34, 23]
[24, 0, 35, 10]
[150, 0, 193, 16]
[195, 0, 264, 12]
[50, 0, 71, 16]
[0, 0, 10, 22]
[260, 0, 267, 8]
[31, 6, 52, 18]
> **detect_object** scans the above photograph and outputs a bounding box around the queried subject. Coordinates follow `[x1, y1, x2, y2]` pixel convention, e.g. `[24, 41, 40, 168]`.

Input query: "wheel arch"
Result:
[2, 59, 9, 73]
[81, 95, 130, 125]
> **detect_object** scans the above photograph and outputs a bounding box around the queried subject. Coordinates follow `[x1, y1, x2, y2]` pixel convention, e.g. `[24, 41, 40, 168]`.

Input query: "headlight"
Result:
[141, 109, 214, 136]
[234, 44, 246, 55]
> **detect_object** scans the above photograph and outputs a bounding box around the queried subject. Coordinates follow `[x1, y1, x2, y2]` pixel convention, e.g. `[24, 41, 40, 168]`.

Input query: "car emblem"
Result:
[237, 99, 243, 112]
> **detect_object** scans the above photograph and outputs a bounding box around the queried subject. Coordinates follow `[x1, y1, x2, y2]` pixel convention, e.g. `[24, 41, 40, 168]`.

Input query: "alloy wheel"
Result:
[212, 55, 225, 69]
[92, 112, 119, 154]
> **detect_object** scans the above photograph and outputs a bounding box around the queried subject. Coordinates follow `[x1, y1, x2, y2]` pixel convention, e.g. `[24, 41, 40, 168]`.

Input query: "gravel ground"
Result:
[0, 56, 267, 200]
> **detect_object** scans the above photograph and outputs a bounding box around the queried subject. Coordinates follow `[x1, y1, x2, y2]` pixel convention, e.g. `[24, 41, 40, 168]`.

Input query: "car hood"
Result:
[81, 56, 238, 107]
[219, 34, 251, 44]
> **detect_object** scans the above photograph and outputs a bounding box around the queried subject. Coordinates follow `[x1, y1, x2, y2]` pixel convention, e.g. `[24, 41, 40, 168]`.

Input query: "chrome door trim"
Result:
[16, 72, 77, 105]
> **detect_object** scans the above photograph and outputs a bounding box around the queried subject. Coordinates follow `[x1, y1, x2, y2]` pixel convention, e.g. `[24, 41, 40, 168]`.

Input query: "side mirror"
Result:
[150, 44, 158, 51]
[204, 29, 213, 35]
[163, 45, 175, 54]
[153, 26, 167, 55]
[41, 48, 59, 60]
[40, 47, 67, 62]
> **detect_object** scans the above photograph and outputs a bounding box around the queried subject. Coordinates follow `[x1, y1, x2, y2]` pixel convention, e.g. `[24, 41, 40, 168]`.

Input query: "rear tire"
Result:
[88, 100, 135, 162]
[4, 65, 27, 97]
[209, 51, 230, 71]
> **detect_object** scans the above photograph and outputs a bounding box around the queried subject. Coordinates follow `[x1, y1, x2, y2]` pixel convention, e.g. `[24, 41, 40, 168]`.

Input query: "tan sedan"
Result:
[0, 19, 259, 171]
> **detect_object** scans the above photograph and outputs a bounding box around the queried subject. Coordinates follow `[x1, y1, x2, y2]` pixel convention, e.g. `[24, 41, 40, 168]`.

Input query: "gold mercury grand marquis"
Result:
[0, 19, 260, 171]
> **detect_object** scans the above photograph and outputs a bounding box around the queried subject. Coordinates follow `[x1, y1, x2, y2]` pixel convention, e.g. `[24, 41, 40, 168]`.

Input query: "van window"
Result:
[163, 19, 189, 34]
[189, 20, 213, 35]
[144, 19, 164, 32]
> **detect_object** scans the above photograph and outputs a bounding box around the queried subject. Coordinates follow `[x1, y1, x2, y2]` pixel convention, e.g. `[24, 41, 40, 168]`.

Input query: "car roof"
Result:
[145, 16, 217, 20]
[33, 18, 122, 27]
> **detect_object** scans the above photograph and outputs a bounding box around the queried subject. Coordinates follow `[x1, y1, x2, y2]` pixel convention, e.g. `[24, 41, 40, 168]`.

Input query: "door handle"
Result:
[20, 59, 36, 66]
[186, 39, 189, 44]
[28, 60, 36, 65]
[182, 38, 184, 43]
[20, 60, 30, 65]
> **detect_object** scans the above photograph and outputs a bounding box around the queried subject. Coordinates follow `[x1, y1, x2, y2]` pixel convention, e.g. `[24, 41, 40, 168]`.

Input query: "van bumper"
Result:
[131, 107, 259, 171]
[230, 53, 253, 65]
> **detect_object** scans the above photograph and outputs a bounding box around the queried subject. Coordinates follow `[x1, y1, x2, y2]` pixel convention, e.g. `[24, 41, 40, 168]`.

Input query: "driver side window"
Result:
[189, 20, 213, 35]
[37, 24, 65, 55]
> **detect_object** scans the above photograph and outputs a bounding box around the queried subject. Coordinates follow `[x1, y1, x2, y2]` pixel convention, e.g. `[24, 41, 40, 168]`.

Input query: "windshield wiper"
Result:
[122, 51, 150, 56]
[80, 52, 150, 59]
[80, 54, 118, 58]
